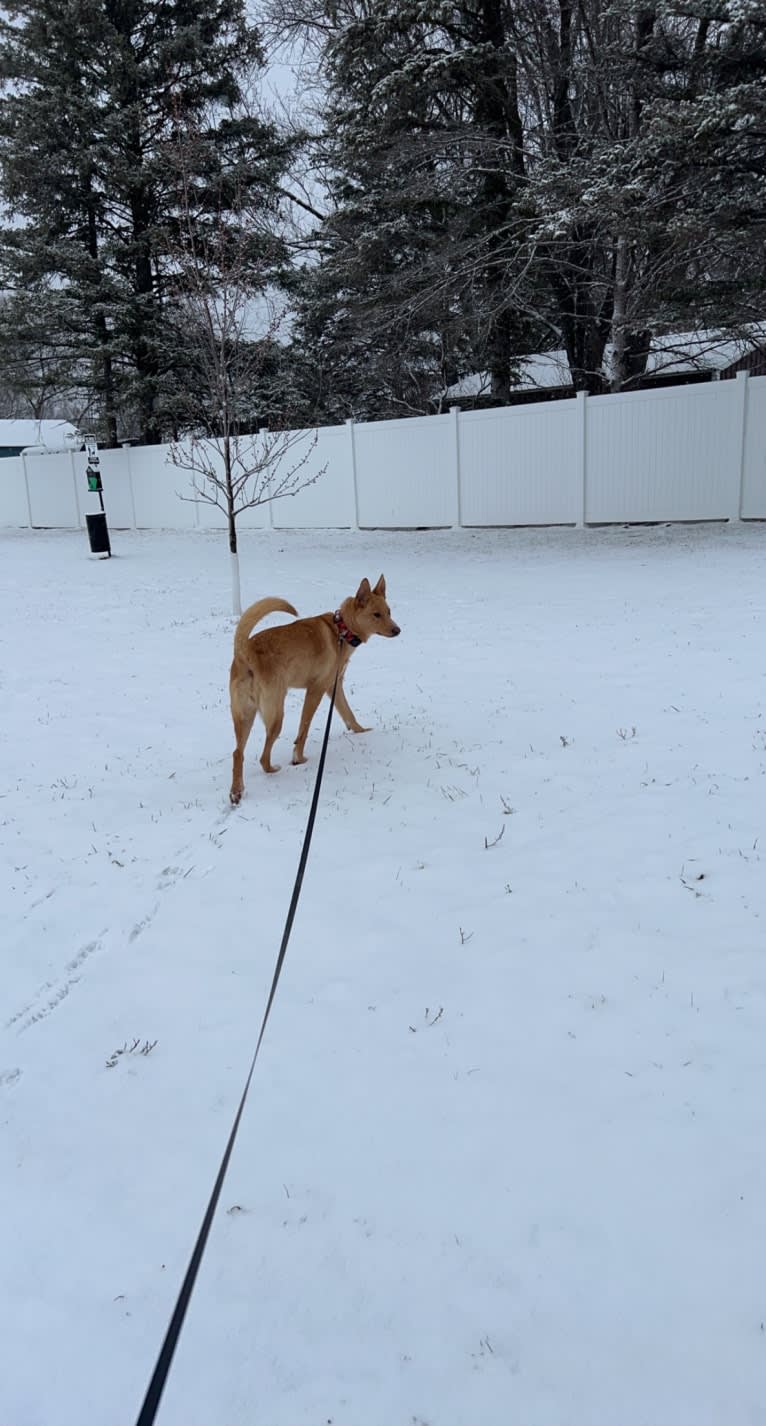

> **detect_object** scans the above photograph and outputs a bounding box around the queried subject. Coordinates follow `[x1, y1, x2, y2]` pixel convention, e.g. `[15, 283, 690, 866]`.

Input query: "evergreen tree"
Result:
[0, 0, 291, 443]
[638, 1, 766, 336]
[283, 0, 766, 406]
[287, 0, 547, 417]
[0, 286, 90, 420]
[509, 1, 766, 389]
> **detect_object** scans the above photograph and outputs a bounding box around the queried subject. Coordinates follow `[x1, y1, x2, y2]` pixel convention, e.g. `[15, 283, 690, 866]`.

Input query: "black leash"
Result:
[134, 654, 342, 1426]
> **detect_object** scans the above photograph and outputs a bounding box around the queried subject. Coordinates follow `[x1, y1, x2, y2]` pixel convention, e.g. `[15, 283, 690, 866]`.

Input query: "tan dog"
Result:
[229, 575, 400, 805]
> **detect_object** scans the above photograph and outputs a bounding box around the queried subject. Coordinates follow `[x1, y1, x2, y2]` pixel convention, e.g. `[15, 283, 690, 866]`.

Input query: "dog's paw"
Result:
[229, 788, 242, 805]
[349, 724, 371, 734]
[292, 753, 308, 766]
[262, 763, 281, 775]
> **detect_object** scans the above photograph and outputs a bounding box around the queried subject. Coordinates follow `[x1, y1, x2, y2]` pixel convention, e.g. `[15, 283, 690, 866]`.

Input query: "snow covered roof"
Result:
[0, 418, 78, 452]
[641, 328, 766, 379]
[444, 327, 766, 400]
[446, 352, 569, 398]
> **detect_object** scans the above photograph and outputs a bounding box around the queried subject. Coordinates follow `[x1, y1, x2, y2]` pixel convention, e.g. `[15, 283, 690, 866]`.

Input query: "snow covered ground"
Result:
[2, 521, 765, 1426]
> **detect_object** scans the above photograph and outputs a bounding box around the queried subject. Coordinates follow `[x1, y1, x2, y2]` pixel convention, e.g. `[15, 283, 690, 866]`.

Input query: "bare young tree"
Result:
[166, 125, 324, 614]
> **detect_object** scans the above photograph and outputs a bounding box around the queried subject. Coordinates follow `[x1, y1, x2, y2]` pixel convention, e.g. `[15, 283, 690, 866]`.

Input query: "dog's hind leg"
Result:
[259, 688, 285, 775]
[230, 698, 257, 805]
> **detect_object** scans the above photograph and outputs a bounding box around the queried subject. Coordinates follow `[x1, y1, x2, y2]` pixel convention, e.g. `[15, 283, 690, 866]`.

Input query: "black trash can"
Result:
[86, 511, 111, 557]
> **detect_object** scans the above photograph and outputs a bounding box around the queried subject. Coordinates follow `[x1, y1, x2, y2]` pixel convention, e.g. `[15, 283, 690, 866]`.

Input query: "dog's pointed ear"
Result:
[373, 573, 386, 597]
[355, 577, 371, 606]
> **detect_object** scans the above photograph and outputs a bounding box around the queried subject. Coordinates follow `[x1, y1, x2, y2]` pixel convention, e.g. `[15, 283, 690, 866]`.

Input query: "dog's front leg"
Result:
[334, 683, 370, 735]
[293, 683, 326, 764]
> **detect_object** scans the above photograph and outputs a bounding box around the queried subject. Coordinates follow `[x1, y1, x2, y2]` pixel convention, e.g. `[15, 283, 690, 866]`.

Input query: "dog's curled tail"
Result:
[233, 597, 299, 660]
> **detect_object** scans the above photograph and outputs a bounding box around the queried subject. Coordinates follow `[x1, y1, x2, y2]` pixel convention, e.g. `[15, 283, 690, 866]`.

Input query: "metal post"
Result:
[84, 434, 111, 556]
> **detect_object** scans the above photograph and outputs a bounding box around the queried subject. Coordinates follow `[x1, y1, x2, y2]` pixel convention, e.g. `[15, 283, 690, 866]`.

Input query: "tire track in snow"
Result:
[6, 936, 105, 1035]
[4, 802, 232, 1042]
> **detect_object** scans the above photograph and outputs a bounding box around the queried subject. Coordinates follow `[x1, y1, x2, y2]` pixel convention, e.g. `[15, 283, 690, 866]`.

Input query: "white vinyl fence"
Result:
[2, 372, 765, 532]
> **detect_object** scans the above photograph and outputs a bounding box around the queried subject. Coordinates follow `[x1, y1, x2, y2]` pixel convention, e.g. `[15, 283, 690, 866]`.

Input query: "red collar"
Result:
[334, 610, 361, 647]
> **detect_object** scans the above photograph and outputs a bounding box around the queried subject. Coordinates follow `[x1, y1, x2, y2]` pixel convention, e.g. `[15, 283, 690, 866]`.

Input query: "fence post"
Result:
[125, 445, 138, 529]
[20, 451, 33, 527]
[576, 390, 588, 527]
[450, 405, 462, 528]
[346, 418, 360, 529]
[733, 370, 749, 522]
[70, 450, 83, 527]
